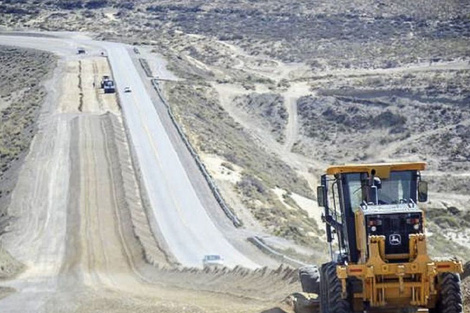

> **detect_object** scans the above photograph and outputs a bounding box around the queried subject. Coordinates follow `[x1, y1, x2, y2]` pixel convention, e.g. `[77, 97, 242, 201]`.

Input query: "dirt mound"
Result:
[153, 264, 299, 301]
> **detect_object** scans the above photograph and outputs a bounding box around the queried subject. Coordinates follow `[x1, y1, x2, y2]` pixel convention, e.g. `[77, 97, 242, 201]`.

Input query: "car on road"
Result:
[124, 86, 132, 93]
[202, 254, 224, 268]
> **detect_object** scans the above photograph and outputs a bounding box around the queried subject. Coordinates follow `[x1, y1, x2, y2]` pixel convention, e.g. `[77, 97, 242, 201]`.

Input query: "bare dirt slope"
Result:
[0, 46, 55, 230]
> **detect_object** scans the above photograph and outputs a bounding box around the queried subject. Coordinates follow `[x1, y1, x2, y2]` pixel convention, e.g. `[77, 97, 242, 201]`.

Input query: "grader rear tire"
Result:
[430, 272, 463, 313]
[320, 263, 328, 313]
[321, 262, 352, 313]
[299, 266, 320, 294]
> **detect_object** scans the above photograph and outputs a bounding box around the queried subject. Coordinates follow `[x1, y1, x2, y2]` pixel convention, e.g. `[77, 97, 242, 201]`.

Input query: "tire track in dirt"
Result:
[91, 60, 104, 112]
[0, 117, 71, 311]
[282, 95, 299, 154]
[78, 60, 83, 112]
[101, 116, 152, 280]
[82, 117, 102, 286]
[95, 114, 151, 293]
[58, 116, 83, 292]
[67, 114, 163, 290]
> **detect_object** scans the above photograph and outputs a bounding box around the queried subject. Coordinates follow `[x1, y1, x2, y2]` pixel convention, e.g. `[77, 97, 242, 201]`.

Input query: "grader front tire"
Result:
[430, 272, 463, 313]
[321, 262, 352, 313]
[299, 265, 320, 294]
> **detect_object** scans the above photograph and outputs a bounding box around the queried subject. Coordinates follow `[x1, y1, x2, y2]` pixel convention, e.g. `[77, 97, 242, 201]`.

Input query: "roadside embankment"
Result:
[0, 46, 56, 219]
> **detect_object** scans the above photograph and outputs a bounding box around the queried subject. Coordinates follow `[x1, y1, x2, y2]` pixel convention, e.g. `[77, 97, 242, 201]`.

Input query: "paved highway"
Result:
[100, 41, 259, 268]
[0, 34, 259, 269]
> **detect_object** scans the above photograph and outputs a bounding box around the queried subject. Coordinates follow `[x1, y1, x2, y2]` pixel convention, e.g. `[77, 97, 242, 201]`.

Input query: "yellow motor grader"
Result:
[296, 162, 463, 313]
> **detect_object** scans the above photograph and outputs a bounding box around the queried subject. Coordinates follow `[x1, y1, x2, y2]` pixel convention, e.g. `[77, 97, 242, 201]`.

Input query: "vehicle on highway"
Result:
[202, 255, 224, 268]
[101, 75, 110, 88]
[103, 80, 115, 94]
[77, 47, 85, 54]
[124, 86, 132, 93]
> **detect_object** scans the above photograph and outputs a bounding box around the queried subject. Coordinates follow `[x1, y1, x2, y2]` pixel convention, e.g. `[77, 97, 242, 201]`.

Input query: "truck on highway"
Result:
[101, 75, 110, 88]
[103, 80, 115, 94]
[100, 75, 115, 94]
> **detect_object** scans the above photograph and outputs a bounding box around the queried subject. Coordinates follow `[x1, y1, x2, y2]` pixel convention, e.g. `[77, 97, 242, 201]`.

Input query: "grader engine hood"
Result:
[358, 203, 423, 261]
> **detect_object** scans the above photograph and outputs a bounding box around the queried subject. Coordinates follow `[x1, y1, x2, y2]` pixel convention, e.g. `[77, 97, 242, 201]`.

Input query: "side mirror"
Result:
[317, 186, 326, 207]
[418, 181, 428, 202]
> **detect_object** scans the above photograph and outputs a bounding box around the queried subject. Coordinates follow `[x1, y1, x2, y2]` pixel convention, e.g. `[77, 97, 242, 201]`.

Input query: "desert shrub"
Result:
[56, 1, 83, 10]
[463, 211, 470, 223]
[115, 2, 134, 10]
[237, 174, 267, 198]
[221, 162, 234, 171]
[232, 93, 287, 142]
[0, 47, 55, 181]
[84, 0, 108, 9]
[371, 110, 407, 128]
[432, 215, 460, 228]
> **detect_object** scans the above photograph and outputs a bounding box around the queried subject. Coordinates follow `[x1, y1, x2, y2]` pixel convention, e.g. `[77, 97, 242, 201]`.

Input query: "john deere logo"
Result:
[389, 234, 402, 245]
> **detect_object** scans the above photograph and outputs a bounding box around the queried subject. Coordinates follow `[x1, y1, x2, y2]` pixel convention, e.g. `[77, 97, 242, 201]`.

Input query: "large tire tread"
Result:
[431, 272, 463, 313]
[299, 265, 320, 294]
[321, 262, 352, 313]
[320, 263, 328, 313]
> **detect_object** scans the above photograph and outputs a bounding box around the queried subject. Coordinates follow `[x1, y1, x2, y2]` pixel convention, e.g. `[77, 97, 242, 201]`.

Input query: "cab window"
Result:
[343, 171, 415, 210]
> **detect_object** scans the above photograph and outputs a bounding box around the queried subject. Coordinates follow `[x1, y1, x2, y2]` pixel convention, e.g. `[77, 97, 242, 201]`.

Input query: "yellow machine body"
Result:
[338, 227, 462, 309]
[326, 163, 462, 310]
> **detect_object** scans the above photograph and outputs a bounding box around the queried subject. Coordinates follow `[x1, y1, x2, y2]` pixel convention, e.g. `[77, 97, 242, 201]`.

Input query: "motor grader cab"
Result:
[299, 162, 463, 313]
